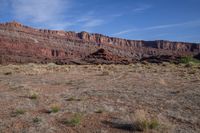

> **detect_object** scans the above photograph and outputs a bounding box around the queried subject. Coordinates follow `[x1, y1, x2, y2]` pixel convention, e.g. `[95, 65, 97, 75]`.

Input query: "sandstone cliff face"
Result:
[0, 22, 199, 64]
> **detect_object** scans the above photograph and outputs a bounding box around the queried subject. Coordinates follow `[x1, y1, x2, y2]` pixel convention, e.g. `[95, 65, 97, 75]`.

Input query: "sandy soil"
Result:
[0, 63, 199, 133]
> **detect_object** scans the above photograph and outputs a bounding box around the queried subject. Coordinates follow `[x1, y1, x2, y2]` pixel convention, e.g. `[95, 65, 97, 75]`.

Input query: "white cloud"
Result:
[133, 4, 152, 13]
[74, 11, 105, 29]
[83, 19, 104, 28]
[113, 20, 200, 36]
[10, 1, 106, 30]
[112, 29, 135, 36]
[144, 20, 200, 30]
[11, 0, 71, 29]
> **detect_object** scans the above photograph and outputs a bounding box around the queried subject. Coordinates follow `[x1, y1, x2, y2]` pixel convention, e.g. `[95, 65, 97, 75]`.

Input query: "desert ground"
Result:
[0, 63, 199, 133]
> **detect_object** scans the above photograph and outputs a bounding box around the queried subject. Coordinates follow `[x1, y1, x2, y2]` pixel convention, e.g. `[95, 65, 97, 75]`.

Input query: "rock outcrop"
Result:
[0, 21, 199, 64]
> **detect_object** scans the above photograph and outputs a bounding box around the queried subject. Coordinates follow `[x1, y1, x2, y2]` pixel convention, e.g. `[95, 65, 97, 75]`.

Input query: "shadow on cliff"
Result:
[140, 55, 180, 64]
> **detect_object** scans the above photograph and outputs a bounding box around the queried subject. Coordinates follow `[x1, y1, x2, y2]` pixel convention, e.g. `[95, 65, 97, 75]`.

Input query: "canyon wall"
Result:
[0, 22, 199, 64]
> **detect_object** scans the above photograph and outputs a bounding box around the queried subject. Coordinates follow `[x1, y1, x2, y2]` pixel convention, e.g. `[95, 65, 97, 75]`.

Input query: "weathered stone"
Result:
[0, 22, 199, 64]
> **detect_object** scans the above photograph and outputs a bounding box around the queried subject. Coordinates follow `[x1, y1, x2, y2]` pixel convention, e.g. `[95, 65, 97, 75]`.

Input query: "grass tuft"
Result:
[62, 114, 82, 126]
[95, 109, 103, 113]
[4, 72, 12, 75]
[33, 117, 42, 123]
[50, 104, 60, 113]
[149, 119, 160, 129]
[29, 93, 38, 100]
[66, 97, 81, 101]
[180, 56, 200, 64]
[11, 109, 25, 117]
[100, 71, 109, 76]
[134, 119, 160, 131]
[132, 110, 160, 131]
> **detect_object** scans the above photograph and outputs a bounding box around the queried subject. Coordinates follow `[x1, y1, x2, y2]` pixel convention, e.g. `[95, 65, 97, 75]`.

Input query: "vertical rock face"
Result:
[0, 22, 199, 64]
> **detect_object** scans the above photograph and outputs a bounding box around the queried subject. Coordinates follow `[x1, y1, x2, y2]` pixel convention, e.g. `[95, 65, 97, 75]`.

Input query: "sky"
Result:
[0, 0, 200, 43]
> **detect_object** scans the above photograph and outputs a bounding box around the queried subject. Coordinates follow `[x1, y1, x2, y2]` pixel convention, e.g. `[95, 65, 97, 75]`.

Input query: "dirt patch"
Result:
[0, 63, 200, 132]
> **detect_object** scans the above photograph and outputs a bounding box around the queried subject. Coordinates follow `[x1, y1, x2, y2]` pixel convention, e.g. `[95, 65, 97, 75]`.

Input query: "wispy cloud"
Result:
[75, 11, 105, 29]
[112, 29, 135, 36]
[108, 4, 152, 21]
[11, 0, 71, 29]
[10, 0, 106, 30]
[83, 19, 104, 28]
[113, 20, 200, 36]
[133, 4, 152, 13]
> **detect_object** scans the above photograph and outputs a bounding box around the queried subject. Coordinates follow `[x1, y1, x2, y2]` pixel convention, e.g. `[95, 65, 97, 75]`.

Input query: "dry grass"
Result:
[28, 92, 38, 100]
[50, 104, 61, 113]
[131, 110, 161, 131]
[0, 63, 199, 132]
[95, 109, 104, 114]
[11, 109, 26, 117]
[32, 117, 42, 123]
[61, 113, 82, 127]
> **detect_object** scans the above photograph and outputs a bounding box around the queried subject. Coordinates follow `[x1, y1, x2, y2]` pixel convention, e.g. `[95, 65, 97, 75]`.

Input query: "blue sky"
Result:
[0, 0, 200, 43]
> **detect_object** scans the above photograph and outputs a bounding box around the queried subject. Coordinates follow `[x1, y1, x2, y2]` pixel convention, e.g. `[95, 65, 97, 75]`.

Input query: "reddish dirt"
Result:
[0, 63, 200, 133]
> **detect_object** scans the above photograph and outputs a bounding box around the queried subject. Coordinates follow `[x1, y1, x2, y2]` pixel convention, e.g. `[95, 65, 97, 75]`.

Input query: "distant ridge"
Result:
[0, 21, 199, 64]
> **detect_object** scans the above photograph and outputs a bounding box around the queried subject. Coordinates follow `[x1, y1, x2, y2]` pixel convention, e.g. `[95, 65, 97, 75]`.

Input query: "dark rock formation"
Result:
[140, 55, 180, 64]
[84, 48, 132, 64]
[0, 21, 199, 64]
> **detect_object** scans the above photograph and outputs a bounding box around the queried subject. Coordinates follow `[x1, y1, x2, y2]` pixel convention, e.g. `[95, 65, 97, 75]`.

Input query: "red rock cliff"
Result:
[0, 22, 199, 64]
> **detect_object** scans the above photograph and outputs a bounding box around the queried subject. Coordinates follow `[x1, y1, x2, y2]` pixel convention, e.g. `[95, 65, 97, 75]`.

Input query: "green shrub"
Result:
[50, 104, 60, 113]
[33, 117, 42, 123]
[95, 109, 103, 113]
[16, 109, 25, 114]
[135, 119, 160, 131]
[66, 97, 81, 101]
[11, 109, 25, 117]
[29, 93, 38, 100]
[62, 114, 82, 126]
[180, 56, 200, 64]
[149, 119, 160, 129]
[135, 119, 148, 131]
[133, 110, 160, 131]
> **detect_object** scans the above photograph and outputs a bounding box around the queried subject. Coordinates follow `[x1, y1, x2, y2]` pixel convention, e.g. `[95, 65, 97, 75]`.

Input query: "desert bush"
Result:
[11, 109, 25, 117]
[33, 117, 42, 123]
[62, 113, 82, 126]
[29, 92, 38, 100]
[149, 119, 160, 129]
[180, 56, 200, 64]
[132, 110, 160, 131]
[66, 97, 81, 101]
[95, 109, 104, 113]
[50, 104, 60, 113]
[4, 72, 12, 75]
[66, 97, 75, 101]
[100, 71, 110, 76]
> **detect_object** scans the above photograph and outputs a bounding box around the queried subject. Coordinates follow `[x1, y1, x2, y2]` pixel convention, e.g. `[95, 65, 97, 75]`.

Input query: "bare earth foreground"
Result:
[0, 63, 199, 133]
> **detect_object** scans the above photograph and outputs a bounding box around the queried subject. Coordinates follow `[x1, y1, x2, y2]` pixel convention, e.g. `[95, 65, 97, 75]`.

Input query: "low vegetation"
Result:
[66, 97, 81, 101]
[134, 119, 160, 131]
[50, 104, 60, 113]
[11, 109, 26, 117]
[100, 71, 110, 76]
[95, 109, 104, 114]
[0, 64, 199, 132]
[29, 92, 38, 100]
[62, 114, 82, 126]
[132, 110, 160, 131]
[180, 56, 200, 64]
[4, 72, 12, 75]
[33, 117, 42, 123]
